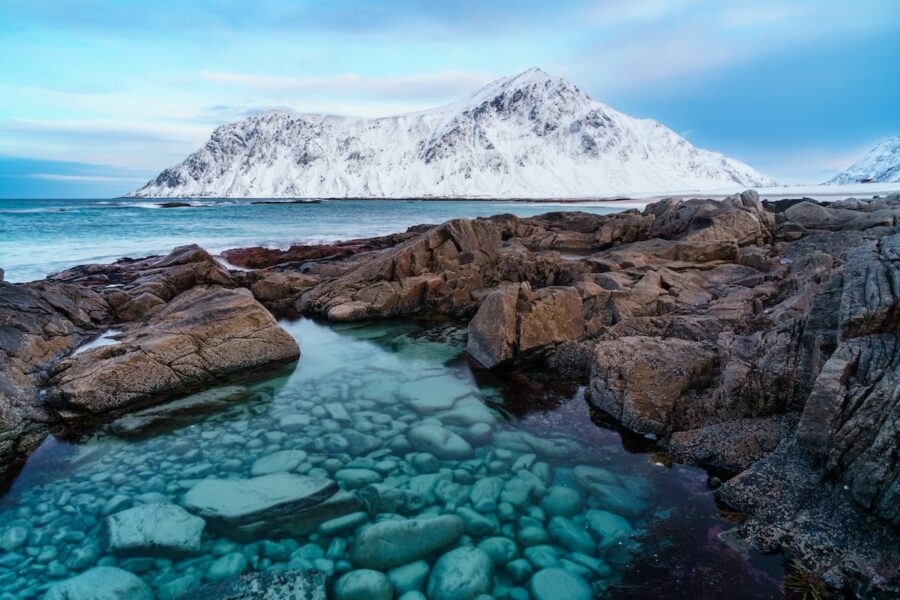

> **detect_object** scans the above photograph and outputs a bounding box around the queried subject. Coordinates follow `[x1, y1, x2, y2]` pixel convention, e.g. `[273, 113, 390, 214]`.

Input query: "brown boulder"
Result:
[300, 219, 501, 321]
[466, 283, 583, 368]
[47, 286, 299, 415]
[589, 336, 718, 435]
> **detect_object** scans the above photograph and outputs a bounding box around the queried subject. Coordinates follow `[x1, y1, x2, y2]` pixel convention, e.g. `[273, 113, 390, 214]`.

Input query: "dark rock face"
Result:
[0, 281, 108, 464]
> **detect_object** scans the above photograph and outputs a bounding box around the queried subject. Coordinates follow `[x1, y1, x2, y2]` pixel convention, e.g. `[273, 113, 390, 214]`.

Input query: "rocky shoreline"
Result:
[1, 191, 897, 595]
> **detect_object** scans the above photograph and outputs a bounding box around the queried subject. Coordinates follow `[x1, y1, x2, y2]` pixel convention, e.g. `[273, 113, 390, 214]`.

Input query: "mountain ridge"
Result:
[130, 68, 775, 198]
[827, 136, 900, 184]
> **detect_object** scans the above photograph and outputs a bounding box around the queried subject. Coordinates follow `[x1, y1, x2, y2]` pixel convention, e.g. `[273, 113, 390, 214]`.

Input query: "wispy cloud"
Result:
[198, 70, 497, 101]
[27, 173, 146, 183]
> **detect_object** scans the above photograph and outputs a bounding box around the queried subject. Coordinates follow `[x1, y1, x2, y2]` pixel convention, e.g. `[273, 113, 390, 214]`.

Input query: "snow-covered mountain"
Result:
[827, 136, 900, 185]
[130, 68, 774, 199]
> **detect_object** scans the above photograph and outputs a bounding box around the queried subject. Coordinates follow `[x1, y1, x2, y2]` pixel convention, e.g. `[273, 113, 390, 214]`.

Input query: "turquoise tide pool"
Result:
[0, 319, 784, 599]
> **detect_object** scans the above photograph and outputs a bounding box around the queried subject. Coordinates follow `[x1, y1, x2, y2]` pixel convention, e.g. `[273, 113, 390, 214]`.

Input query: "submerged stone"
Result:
[334, 569, 393, 600]
[250, 450, 308, 476]
[45, 566, 152, 600]
[426, 546, 494, 600]
[477, 536, 518, 565]
[105, 503, 205, 556]
[540, 486, 583, 516]
[335, 468, 382, 488]
[530, 567, 592, 600]
[588, 483, 648, 516]
[548, 516, 595, 553]
[470, 477, 504, 512]
[182, 473, 338, 524]
[349, 515, 465, 570]
[387, 560, 430, 594]
[397, 375, 474, 414]
[206, 552, 248, 581]
[586, 509, 634, 548]
[407, 425, 473, 459]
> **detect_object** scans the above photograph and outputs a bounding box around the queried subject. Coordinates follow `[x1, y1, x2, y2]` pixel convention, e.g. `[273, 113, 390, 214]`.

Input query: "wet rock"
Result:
[667, 417, 784, 473]
[426, 546, 494, 600]
[334, 569, 393, 600]
[45, 566, 152, 600]
[349, 515, 465, 570]
[0, 279, 108, 465]
[105, 503, 205, 556]
[530, 567, 592, 600]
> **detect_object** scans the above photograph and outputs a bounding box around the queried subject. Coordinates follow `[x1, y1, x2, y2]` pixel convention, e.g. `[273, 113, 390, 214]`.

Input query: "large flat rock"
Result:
[105, 502, 205, 556]
[182, 473, 338, 525]
[47, 286, 300, 414]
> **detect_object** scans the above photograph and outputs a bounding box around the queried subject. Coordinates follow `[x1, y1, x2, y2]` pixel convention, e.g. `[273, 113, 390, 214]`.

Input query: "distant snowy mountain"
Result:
[827, 136, 900, 185]
[130, 68, 775, 199]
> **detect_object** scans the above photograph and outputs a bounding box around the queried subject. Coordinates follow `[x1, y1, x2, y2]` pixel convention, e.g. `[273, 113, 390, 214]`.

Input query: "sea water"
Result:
[0, 320, 783, 599]
[0, 198, 628, 283]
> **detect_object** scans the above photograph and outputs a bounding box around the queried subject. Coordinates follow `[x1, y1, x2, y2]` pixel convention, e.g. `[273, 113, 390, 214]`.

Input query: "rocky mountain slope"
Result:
[130, 68, 774, 199]
[828, 135, 900, 184]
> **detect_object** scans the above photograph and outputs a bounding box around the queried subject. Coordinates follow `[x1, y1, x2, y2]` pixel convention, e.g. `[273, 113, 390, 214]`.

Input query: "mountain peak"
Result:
[828, 136, 900, 184]
[130, 68, 773, 199]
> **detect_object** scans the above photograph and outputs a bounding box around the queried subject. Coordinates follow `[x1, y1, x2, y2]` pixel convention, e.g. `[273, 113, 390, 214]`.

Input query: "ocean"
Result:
[0, 198, 628, 283]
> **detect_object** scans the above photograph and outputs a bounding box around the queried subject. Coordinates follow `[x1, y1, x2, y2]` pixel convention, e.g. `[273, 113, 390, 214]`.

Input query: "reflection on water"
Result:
[0, 320, 784, 598]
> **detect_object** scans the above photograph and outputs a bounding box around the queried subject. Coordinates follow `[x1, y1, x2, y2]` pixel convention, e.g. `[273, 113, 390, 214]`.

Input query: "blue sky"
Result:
[1, 0, 898, 198]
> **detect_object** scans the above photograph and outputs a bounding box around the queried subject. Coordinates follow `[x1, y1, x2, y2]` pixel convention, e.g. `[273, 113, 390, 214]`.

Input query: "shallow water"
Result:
[0, 320, 784, 599]
[0, 198, 623, 282]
